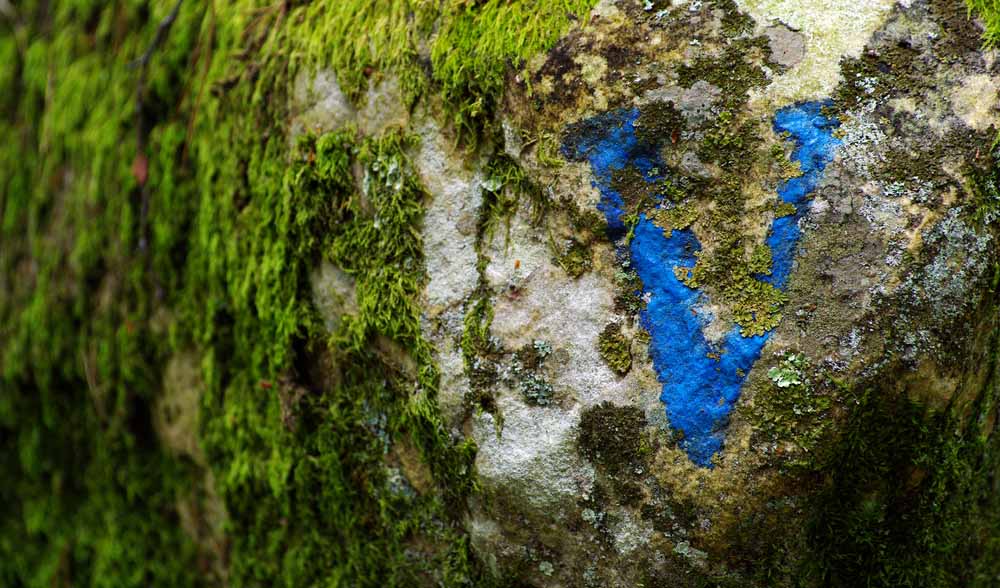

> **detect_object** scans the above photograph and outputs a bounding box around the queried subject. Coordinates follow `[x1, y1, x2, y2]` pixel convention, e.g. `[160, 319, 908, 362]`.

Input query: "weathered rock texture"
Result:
[2, 1, 999, 587]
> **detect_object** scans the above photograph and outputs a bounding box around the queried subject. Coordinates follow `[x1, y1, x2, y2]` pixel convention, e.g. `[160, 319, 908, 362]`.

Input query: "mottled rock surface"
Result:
[384, 0, 999, 585]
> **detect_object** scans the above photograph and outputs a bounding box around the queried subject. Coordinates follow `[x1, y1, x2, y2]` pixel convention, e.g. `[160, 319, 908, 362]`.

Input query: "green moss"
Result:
[750, 354, 834, 459]
[480, 153, 550, 243]
[654, 50, 792, 339]
[676, 233, 787, 337]
[713, 0, 756, 38]
[566, 197, 609, 238]
[635, 100, 685, 147]
[774, 201, 797, 218]
[578, 402, 649, 505]
[968, 147, 1000, 226]
[651, 203, 700, 233]
[610, 165, 685, 214]
[554, 237, 593, 278]
[0, 0, 530, 583]
[968, 0, 1000, 46]
[431, 0, 598, 142]
[579, 402, 647, 470]
[676, 41, 769, 110]
[597, 323, 632, 376]
[801, 336, 1000, 586]
[614, 267, 646, 316]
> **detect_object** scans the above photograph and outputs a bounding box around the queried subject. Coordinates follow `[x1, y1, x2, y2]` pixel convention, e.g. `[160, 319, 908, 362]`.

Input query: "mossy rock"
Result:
[3, 0, 1000, 587]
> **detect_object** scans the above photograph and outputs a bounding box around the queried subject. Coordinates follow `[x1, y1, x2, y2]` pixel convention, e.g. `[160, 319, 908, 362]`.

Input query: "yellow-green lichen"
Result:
[598, 323, 633, 376]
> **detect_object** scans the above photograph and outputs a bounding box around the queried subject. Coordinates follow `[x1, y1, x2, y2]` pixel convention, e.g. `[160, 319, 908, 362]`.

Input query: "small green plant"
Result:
[768, 353, 806, 388]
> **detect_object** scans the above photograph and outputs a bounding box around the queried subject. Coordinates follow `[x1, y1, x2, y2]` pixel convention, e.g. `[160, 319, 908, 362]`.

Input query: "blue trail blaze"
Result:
[563, 101, 841, 467]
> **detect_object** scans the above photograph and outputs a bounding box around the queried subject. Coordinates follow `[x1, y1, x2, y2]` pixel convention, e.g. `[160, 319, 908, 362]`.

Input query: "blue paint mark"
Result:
[563, 101, 841, 467]
[766, 102, 842, 288]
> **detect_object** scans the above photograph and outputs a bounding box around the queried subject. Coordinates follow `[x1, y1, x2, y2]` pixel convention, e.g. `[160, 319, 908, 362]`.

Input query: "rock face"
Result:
[4, 0, 999, 586]
[362, 0, 998, 585]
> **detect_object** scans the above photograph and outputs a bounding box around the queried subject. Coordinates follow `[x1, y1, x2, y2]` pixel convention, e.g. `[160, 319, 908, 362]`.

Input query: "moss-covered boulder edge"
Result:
[1, 1, 999, 587]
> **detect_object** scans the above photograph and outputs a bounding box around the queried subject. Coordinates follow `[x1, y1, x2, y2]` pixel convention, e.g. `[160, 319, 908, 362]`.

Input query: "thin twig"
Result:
[133, 0, 184, 255]
[183, 1, 216, 163]
[129, 0, 185, 71]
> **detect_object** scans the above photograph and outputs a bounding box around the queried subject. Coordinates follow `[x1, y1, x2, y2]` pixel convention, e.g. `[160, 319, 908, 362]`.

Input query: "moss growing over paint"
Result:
[598, 323, 633, 376]
[677, 233, 787, 337]
[658, 34, 791, 339]
[611, 165, 683, 214]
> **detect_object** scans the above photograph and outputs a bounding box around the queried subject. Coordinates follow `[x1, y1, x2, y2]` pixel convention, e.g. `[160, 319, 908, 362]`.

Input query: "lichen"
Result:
[597, 323, 633, 376]
[554, 237, 594, 278]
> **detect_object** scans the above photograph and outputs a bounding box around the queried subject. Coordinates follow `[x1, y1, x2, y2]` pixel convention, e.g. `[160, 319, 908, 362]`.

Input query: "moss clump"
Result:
[578, 402, 649, 505]
[774, 201, 798, 218]
[967, 0, 1000, 47]
[579, 402, 647, 469]
[480, 153, 550, 242]
[554, 238, 593, 278]
[1, 0, 559, 582]
[614, 268, 646, 316]
[635, 100, 685, 147]
[432, 0, 598, 141]
[968, 147, 1000, 226]
[610, 165, 684, 214]
[750, 354, 834, 459]
[598, 323, 632, 376]
[713, 0, 756, 38]
[802, 343, 1000, 586]
[651, 203, 700, 233]
[677, 233, 787, 337]
[676, 41, 770, 110]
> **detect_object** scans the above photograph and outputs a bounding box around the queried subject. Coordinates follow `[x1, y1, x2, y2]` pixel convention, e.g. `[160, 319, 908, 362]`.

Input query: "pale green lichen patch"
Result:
[734, 0, 900, 108]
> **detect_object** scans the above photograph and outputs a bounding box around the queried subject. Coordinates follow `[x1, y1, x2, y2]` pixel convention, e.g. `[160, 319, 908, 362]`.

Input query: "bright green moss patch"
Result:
[0, 0, 526, 583]
[968, 0, 1000, 46]
[432, 0, 598, 141]
[190, 120, 480, 585]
